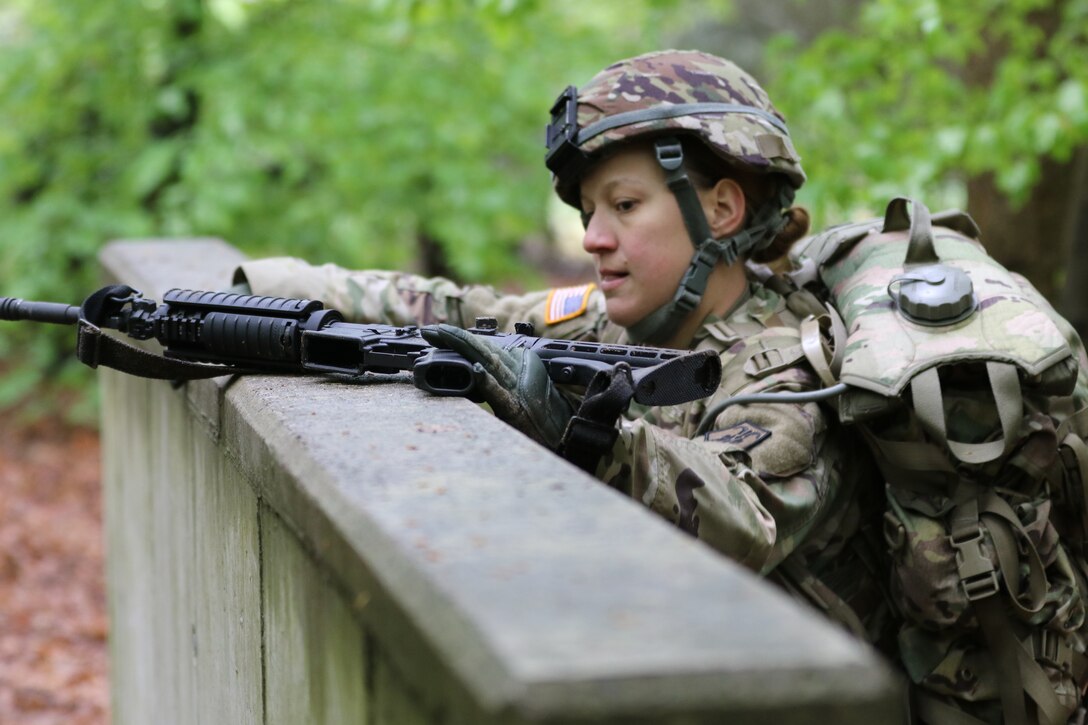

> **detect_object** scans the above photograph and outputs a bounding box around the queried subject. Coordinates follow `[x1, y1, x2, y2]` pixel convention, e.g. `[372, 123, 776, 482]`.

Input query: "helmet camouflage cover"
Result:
[547, 49, 805, 208]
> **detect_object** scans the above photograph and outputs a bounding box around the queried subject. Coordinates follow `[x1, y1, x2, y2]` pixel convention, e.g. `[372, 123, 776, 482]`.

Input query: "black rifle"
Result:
[0, 286, 721, 407]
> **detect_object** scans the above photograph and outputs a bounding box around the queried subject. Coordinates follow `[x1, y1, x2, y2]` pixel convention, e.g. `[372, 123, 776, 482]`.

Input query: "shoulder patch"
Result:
[545, 284, 596, 325]
[704, 422, 772, 450]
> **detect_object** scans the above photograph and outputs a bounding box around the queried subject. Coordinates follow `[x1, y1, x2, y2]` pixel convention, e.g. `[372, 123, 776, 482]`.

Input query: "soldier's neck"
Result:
[662, 262, 749, 349]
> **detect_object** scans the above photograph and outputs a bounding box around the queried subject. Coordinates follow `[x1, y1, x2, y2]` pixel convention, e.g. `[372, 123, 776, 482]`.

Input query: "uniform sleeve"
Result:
[597, 336, 853, 575]
[235, 256, 607, 339]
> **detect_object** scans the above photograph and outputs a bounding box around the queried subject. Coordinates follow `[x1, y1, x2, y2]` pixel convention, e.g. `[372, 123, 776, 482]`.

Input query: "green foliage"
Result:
[764, 0, 1088, 226]
[0, 0, 695, 414]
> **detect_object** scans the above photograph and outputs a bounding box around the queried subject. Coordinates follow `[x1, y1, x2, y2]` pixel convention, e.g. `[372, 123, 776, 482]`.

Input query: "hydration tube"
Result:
[695, 382, 849, 437]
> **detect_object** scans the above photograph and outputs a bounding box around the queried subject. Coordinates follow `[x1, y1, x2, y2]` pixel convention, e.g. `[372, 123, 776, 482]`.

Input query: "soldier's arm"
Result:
[234, 257, 607, 340]
[597, 361, 852, 575]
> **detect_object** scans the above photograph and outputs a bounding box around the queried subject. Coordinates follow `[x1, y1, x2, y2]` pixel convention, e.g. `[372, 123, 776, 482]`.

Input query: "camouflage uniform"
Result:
[235, 258, 879, 587]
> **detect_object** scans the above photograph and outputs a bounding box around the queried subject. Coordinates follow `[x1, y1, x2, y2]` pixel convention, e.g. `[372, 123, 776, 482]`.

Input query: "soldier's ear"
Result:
[703, 178, 747, 240]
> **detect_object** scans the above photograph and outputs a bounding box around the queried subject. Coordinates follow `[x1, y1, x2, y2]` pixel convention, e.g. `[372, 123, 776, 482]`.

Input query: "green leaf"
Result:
[125, 141, 181, 201]
[1057, 79, 1088, 126]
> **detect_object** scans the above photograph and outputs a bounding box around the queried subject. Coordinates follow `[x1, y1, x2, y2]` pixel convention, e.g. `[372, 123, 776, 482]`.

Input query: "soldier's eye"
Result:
[580, 210, 592, 229]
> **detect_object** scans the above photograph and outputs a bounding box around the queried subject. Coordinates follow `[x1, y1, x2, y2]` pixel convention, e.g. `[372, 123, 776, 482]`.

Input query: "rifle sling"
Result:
[558, 416, 620, 475]
[558, 363, 635, 475]
[76, 319, 256, 381]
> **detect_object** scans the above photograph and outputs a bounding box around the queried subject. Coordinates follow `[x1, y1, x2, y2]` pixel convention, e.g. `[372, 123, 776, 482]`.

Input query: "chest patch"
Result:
[545, 284, 596, 325]
[704, 422, 772, 450]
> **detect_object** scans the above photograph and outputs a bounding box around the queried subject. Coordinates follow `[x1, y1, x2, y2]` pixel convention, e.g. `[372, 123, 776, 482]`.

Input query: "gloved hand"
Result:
[420, 323, 574, 449]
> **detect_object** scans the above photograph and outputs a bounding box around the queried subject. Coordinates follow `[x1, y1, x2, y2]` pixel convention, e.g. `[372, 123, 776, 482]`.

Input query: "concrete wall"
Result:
[98, 239, 903, 724]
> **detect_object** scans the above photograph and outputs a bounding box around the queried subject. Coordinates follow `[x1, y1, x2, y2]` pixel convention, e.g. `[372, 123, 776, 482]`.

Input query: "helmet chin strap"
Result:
[625, 137, 794, 345]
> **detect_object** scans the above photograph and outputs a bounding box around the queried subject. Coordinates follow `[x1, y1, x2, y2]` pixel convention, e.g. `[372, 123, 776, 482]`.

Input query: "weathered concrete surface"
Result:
[261, 505, 369, 725]
[101, 366, 263, 725]
[99, 239, 903, 724]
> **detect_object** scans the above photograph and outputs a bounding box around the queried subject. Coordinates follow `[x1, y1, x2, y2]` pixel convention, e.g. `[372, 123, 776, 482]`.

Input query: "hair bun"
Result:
[751, 206, 810, 263]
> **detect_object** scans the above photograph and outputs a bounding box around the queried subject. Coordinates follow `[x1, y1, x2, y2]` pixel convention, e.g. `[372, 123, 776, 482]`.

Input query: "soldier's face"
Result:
[579, 146, 704, 328]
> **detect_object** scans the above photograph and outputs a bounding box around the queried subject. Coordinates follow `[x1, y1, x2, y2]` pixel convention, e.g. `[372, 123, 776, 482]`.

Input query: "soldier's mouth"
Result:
[598, 270, 628, 292]
[600, 272, 626, 291]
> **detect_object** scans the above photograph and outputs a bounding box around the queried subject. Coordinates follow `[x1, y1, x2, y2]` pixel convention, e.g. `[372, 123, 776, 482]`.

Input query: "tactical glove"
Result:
[420, 323, 574, 449]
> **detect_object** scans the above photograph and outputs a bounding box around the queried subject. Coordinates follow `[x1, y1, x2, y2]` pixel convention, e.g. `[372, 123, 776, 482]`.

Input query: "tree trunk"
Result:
[417, 231, 460, 282]
[966, 149, 1084, 304]
[961, 1, 1084, 310]
[1059, 147, 1088, 339]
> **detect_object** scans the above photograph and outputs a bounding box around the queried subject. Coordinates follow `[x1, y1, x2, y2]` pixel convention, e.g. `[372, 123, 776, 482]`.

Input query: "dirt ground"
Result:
[0, 416, 109, 724]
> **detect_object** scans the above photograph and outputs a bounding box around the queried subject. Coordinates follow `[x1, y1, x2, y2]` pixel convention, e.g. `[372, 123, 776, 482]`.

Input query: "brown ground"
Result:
[0, 415, 109, 724]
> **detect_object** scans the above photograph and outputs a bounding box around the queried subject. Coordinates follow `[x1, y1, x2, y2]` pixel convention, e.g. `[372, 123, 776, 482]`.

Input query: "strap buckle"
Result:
[654, 139, 684, 172]
[949, 525, 1000, 601]
[1034, 629, 1074, 674]
[673, 246, 721, 316]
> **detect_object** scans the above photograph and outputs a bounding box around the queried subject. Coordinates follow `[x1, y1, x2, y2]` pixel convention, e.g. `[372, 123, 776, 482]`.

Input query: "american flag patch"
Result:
[545, 284, 596, 325]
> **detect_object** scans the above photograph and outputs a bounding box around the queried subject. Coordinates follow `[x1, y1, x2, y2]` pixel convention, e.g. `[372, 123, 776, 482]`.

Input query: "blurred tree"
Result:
[0, 0, 722, 411]
[764, 0, 1088, 317]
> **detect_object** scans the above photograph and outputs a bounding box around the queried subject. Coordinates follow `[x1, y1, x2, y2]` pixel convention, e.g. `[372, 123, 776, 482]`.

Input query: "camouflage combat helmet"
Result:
[544, 50, 805, 343]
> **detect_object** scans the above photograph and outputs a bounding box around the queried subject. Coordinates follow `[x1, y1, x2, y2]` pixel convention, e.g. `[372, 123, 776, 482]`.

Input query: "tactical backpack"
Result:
[783, 198, 1088, 725]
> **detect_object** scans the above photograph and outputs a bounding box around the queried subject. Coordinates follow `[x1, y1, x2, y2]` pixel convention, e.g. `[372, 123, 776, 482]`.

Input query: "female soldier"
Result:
[234, 50, 884, 638]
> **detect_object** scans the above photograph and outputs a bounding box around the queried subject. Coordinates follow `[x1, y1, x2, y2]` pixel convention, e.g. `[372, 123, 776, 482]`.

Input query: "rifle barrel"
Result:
[0, 298, 81, 325]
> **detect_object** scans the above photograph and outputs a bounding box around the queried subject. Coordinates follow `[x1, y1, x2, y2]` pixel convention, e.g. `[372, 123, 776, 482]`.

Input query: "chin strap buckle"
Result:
[654, 138, 685, 171]
[673, 245, 722, 316]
